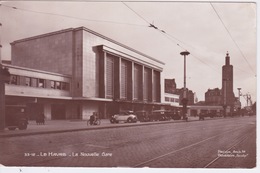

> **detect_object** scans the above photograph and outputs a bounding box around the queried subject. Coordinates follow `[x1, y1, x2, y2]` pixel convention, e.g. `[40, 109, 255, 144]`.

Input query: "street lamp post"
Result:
[180, 50, 190, 120]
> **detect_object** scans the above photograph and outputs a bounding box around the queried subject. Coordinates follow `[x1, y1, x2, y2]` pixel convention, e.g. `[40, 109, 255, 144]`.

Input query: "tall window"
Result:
[106, 56, 114, 98]
[120, 60, 128, 99]
[143, 68, 149, 101]
[153, 71, 160, 102]
[134, 64, 142, 100]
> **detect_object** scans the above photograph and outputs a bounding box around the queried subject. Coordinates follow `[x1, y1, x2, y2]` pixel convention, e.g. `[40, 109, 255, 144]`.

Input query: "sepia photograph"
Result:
[0, 0, 257, 172]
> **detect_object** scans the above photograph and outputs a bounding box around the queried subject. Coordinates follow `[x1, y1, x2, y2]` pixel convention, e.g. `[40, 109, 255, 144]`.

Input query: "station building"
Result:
[3, 26, 165, 120]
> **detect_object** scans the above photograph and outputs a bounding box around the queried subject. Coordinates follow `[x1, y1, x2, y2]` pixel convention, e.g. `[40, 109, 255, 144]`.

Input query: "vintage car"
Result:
[150, 110, 171, 121]
[5, 105, 28, 130]
[135, 110, 150, 122]
[199, 112, 205, 120]
[171, 112, 182, 120]
[110, 111, 138, 123]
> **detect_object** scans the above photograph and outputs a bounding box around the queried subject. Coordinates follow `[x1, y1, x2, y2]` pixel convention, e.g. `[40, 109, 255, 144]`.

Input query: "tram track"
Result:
[133, 123, 254, 167]
[203, 129, 255, 168]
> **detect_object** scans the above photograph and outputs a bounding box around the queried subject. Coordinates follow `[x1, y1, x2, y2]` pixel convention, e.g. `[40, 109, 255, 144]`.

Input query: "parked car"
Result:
[135, 111, 150, 122]
[199, 112, 205, 120]
[171, 112, 181, 120]
[110, 111, 138, 123]
[150, 110, 171, 121]
[5, 105, 28, 130]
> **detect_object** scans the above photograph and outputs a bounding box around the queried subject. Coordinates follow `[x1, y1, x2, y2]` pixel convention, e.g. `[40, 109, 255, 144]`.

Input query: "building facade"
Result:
[175, 88, 195, 106]
[188, 105, 223, 117]
[4, 64, 72, 120]
[164, 78, 194, 106]
[164, 79, 177, 94]
[164, 93, 180, 107]
[5, 27, 165, 120]
[205, 88, 222, 105]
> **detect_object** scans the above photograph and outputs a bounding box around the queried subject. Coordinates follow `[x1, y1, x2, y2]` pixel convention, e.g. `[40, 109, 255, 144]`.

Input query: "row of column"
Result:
[100, 51, 161, 102]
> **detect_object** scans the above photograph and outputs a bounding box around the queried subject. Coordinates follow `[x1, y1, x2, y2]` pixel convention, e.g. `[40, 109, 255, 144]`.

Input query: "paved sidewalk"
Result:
[0, 116, 217, 138]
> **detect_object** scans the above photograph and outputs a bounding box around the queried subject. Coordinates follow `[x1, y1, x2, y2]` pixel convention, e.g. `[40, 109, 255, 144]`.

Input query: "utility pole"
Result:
[180, 50, 190, 121]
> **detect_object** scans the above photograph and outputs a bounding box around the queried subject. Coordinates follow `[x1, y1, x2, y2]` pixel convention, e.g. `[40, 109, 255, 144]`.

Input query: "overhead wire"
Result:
[162, 23, 255, 77]
[210, 3, 256, 77]
[1, 2, 255, 78]
[1, 1, 255, 101]
[0, 3, 147, 27]
[163, 30, 254, 77]
[122, 1, 150, 25]
[122, 1, 222, 76]
[122, 2, 256, 78]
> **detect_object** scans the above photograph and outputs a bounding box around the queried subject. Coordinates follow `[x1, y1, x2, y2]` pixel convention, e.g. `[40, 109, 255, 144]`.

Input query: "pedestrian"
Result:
[89, 112, 97, 125]
[36, 112, 45, 125]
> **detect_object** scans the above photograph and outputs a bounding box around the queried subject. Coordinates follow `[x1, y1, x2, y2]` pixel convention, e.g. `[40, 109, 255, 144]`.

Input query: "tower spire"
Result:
[225, 51, 230, 65]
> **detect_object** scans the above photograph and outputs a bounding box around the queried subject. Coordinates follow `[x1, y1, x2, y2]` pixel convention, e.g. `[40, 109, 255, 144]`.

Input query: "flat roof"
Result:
[11, 26, 165, 65]
[2, 63, 72, 78]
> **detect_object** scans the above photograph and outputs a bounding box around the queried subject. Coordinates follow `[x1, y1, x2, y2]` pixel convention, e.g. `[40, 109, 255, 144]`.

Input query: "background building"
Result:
[191, 52, 237, 117]
[175, 88, 195, 106]
[205, 88, 222, 105]
[165, 79, 177, 94]
[164, 78, 195, 106]
[162, 78, 181, 112]
[164, 93, 180, 107]
[222, 52, 235, 113]
[5, 26, 165, 120]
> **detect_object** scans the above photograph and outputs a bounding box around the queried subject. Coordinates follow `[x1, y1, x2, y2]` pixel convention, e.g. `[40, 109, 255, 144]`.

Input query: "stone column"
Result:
[43, 103, 52, 120]
[131, 62, 134, 101]
[141, 65, 144, 101]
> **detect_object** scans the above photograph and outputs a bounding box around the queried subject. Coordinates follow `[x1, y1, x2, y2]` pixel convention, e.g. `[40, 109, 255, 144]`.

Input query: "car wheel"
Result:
[127, 118, 133, 123]
[96, 119, 101, 125]
[18, 121, 27, 130]
[110, 118, 115, 124]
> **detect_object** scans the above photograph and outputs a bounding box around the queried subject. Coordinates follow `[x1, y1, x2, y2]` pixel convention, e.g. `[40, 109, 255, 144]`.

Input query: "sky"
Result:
[0, 0, 257, 107]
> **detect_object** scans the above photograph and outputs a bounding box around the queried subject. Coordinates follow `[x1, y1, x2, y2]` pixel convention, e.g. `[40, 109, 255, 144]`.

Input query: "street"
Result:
[0, 116, 256, 168]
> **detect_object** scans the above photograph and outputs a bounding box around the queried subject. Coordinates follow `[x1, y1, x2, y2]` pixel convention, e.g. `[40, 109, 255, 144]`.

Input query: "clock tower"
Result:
[222, 52, 235, 115]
